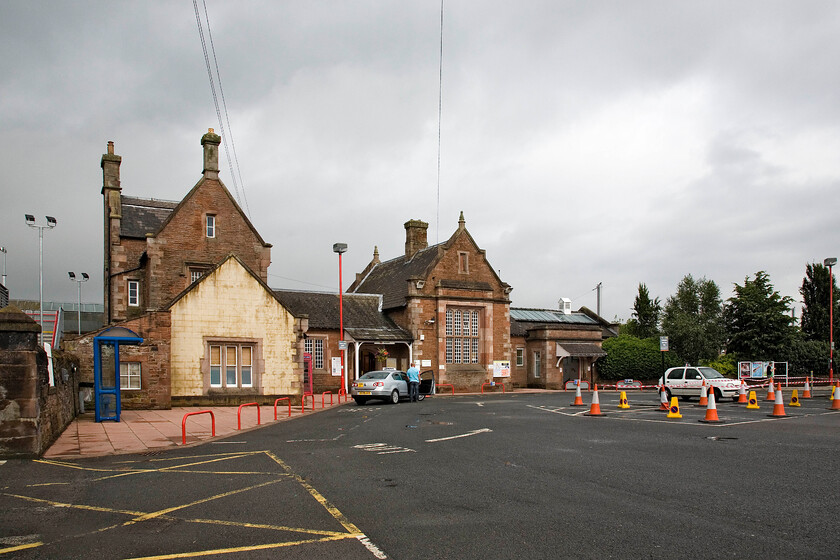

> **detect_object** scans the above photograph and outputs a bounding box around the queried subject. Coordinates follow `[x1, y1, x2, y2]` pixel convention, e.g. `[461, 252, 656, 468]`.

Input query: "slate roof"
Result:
[349, 245, 440, 309]
[556, 342, 607, 358]
[272, 289, 412, 342]
[120, 196, 178, 239]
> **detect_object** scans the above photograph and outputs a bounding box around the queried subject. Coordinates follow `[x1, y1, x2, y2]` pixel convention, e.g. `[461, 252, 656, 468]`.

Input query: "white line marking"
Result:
[425, 428, 492, 443]
[357, 534, 388, 558]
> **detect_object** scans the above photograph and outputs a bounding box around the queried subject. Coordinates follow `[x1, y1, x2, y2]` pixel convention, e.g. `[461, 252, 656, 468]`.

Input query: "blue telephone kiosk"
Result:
[92, 326, 143, 422]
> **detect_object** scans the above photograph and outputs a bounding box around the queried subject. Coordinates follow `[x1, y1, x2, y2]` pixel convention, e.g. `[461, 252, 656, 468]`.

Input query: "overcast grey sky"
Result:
[2, 1, 839, 322]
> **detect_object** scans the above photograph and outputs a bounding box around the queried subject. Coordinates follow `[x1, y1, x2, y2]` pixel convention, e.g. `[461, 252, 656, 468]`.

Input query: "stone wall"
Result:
[0, 306, 79, 457]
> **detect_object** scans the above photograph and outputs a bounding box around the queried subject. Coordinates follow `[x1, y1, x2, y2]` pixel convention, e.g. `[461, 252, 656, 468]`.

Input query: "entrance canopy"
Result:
[555, 342, 606, 359]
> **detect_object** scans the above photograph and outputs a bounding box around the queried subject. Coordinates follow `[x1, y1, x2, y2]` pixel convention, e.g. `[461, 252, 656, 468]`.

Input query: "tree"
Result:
[624, 283, 661, 339]
[800, 262, 840, 342]
[724, 271, 796, 361]
[661, 275, 725, 364]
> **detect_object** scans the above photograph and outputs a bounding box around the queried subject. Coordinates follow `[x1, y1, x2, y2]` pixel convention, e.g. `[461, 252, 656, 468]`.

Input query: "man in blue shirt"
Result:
[406, 364, 420, 402]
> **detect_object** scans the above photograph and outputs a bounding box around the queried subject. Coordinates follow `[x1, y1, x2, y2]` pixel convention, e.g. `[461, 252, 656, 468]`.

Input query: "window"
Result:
[533, 351, 541, 378]
[190, 268, 208, 284]
[120, 362, 141, 390]
[458, 252, 469, 274]
[127, 280, 139, 307]
[206, 214, 216, 238]
[445, 308, 480, 364]
[209, 344, 254, 388]
[304, 338, 324, 370]
[516, 348, 524, 367]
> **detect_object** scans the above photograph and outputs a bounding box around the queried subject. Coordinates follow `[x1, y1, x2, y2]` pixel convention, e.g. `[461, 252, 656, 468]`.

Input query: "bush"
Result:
[596, 335, 683, 381]
[701, 354, 737, 377]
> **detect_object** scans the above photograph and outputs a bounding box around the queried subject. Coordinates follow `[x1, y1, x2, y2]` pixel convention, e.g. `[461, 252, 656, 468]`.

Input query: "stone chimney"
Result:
[100, 141, 122, 194]
[404, 219, 429, 259]
[201, 128, 221, 179]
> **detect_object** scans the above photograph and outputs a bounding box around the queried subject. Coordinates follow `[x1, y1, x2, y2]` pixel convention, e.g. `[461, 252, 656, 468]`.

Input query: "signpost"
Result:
[660, 336, 669, 378]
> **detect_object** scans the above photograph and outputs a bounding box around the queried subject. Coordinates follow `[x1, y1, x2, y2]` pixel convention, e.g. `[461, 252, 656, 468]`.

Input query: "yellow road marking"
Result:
[0, 542, 44, 555]
[2, 493, 147, 516]
[125, 534, 357, 560]
[95, 452, 268, 481]
[264, 451, 363, 535]
[123, 478, 283, 525]
[183, 517, 348, 537]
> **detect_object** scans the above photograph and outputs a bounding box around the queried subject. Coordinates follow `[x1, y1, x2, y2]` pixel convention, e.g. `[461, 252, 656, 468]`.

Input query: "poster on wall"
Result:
[751, 362, 766, 378]
[331, 357, 342, 376]
[493, 360, 511, 378]
[739, 362, 751, 378]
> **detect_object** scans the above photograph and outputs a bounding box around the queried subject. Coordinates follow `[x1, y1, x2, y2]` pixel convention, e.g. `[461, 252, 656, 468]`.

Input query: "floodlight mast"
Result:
[25, 215, 57, 343]
[333, 243, 348, 394]
[826, 257, 837, 381]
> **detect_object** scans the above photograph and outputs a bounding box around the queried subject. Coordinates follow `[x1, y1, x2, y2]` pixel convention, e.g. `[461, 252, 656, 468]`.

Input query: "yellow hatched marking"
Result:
[0, 542, 44, 555]
[125, 534, 356, 560]
[264, 451, 363, 536]
[94, 452, 267, 481]
[3, 493, 146, 516]
[182, 517, 347, 537]
[122, 478, 283, 525]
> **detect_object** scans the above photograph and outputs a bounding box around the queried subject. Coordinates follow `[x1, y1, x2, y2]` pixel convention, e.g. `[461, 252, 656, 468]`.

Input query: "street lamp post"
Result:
[825, 257, 837, 382]
[25, 215, 57, 343]
[333, 243, 348, 394]
[0, 246, 7, 287]
[68, 272, 89, 334]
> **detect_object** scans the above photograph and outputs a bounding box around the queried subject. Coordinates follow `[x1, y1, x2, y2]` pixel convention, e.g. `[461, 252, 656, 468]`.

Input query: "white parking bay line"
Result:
[425, 428, 492, 443]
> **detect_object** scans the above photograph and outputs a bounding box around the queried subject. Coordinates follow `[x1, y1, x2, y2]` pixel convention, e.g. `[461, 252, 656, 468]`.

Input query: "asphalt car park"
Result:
[2, 389, 838, 559]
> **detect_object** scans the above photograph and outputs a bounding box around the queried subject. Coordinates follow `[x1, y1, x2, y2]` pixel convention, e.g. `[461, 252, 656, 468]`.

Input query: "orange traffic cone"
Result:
[765, 382, 776, 401]
[699, 390, 722, 423]
[659, 387, 670, 411]
[666, 397, 682, 419]
[802, 377, 812, 399]
[584, 385, 605, 416]
[830, 385, 840, 411]
[618, 391, 630, 409]
[746, 390, 760, 410]
[769, 384, 786, 417]
[698, 382, 708, 407]
[737, 380, 748, 403]
[571, 384, 585, 406]
[789, 389, 801, 407]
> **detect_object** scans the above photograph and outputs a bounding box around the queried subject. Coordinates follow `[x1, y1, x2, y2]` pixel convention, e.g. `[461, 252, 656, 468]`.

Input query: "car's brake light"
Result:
[373, 382, 384, 387]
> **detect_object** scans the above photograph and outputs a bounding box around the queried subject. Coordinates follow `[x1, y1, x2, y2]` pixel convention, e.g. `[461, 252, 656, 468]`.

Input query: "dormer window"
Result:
[206, 214, 216, 238]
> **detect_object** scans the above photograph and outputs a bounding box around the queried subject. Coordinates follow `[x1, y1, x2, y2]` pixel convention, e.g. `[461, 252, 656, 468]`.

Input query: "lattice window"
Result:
[445, 307, 481, 364]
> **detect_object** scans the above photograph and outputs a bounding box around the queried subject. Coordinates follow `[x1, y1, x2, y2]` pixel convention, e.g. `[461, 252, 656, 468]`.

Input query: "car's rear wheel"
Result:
[664, 388, 673, 402]
[389, 390, 399, 404]
[353, 397, 367, 405]
[712, 388, 722, 402]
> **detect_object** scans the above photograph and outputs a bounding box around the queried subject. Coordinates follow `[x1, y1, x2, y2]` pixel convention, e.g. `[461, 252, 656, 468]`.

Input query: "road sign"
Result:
[660, 336, 669, 351]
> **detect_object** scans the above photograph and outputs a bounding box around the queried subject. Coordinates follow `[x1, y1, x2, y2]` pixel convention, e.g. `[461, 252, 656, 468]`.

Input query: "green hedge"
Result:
[596, 335, 683, 381]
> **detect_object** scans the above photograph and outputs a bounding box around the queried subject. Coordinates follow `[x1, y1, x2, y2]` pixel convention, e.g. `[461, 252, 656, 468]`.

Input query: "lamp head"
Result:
[825, 257, 837, 267]
[25, 214, 35, 226]
[333, 243, 348, 254]
[82, 273, 89, 280]
[46, 216, 57, 228]
[68, 272, 75, 280]
[0, 246, 6, 254]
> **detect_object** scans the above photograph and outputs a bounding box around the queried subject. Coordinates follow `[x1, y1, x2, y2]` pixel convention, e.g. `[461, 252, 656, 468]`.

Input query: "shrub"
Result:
[596, 335, 683, 381]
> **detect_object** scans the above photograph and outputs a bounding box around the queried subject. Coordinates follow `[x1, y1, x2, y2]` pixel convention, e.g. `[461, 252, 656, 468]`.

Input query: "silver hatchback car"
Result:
[351, 369, 435, 405]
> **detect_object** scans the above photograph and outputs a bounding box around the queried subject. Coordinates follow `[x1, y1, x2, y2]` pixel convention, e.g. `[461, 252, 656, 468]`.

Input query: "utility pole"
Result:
[596, 282, 602, 317]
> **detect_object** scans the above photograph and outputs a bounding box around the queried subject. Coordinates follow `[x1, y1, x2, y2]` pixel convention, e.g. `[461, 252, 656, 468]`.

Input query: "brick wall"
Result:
[65, 311, 172, 409]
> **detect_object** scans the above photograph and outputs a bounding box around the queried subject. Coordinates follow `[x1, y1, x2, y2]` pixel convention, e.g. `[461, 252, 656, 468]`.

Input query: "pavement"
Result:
[44, 397, 348, 459]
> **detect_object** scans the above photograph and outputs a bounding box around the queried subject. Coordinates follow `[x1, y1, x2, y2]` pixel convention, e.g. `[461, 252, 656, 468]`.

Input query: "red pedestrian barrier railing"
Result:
[321, 391, 333, 408]
[237, 402, 261, 430]
[481, 382, 505, 394]
[564, 380, 591, 391]
[182, 410, 215, 445]
[274, 397, 291, 420]
[338, 388, 348, 403]
[438, 383, 455, 395]
[301, 392, 315, 413]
